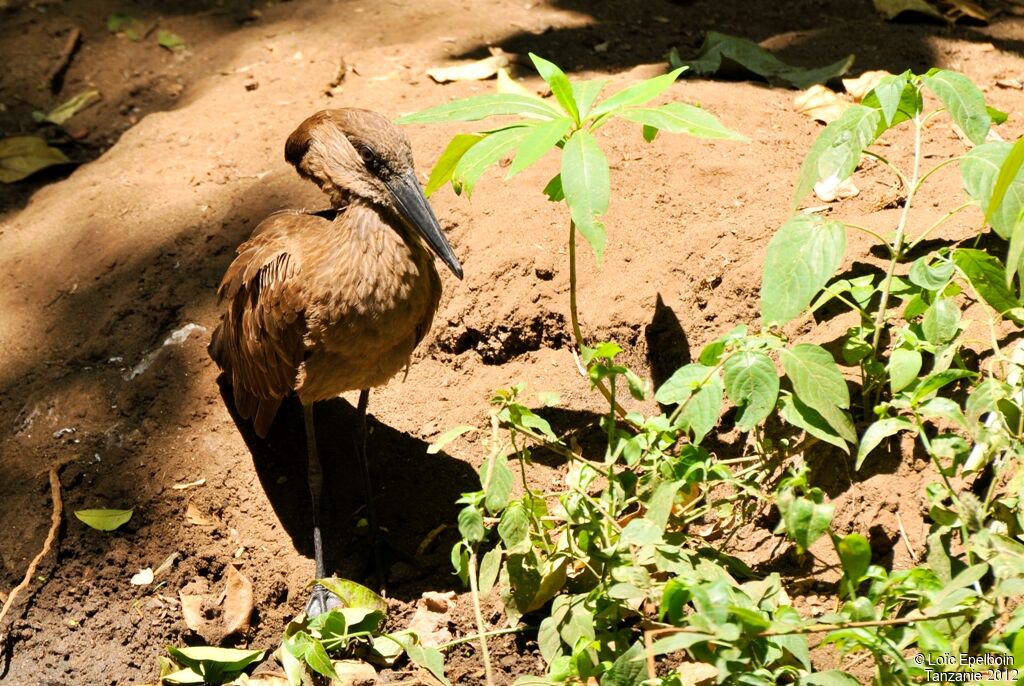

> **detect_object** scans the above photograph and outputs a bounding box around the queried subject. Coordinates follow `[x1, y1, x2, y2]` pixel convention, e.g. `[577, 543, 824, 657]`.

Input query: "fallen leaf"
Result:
[185, 501, 212, 526]
[842, 70, 893, 100]
[670, 32, 854, 89]
[996, 78, 1023, 90]
[794, 85, 850, 123]
[676, 660, 719, 686]
[944, 0, 988, 22]
[107, 13, 142, 40]
[131, 567, 155, 586]
[171, 478, 206, 490]
[222, 565, 254, 637]
[0, 136, 71, 183]
[154, 551, 180, 577]
[73, 507, 133, 531]
[427, 50, 510, 83]
[873, 0, 945, 20]
[814, 176, 860, 202]
[158, 29, 186, 52]
[407, 591, 455, 647]
[329, 660, 377, 686]
[179, 592, 206, 633]
[43, 90, 100, 125]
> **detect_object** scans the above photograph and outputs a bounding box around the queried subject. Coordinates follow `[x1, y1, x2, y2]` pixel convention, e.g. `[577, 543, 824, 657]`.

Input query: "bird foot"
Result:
[305, 583, 342, 617]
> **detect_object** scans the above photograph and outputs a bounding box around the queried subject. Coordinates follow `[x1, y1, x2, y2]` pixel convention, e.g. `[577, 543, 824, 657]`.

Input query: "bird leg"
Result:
[304, 403, 341, 617]
[354, 389, 387, 588]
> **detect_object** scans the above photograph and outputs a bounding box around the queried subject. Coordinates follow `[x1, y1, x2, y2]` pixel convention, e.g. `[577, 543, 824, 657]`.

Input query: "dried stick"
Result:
[48, 27, 82, 92]
[0, 469, 63, 644]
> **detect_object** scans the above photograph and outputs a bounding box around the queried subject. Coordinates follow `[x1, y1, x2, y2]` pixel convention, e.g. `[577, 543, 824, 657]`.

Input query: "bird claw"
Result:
[305, 583, 342, 617]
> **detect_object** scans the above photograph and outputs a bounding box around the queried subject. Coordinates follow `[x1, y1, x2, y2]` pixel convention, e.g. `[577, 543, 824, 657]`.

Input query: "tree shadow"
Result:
[219, 379, 479, 598]
[645, 293, 691, 392]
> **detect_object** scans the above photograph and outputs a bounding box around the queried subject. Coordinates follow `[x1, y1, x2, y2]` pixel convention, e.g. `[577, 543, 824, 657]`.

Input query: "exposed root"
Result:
[0, 468, 63, 652]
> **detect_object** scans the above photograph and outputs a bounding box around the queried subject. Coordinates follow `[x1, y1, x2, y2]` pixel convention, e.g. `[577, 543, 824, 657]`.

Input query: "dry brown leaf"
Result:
[427, 49, 511, 83]
[814, 176, 860, 202]
[407, 590, 455, 647]
[179, 592, 206, 633]
[222, 564, 254, 636]
[185, 501, 212, 526]
[329, 660, 378, 686]
[793, 85, 849, 124]
[677, 660, 719, 686]
[842, 70, 893, 100]
[944, 0, 988, 21]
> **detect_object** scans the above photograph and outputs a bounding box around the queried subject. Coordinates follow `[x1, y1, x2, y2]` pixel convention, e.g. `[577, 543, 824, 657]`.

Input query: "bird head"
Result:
[285, 108, 463, 279]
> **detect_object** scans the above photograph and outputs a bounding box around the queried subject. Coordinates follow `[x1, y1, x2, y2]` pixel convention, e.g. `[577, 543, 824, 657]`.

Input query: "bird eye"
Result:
[357, 145, 380, 171]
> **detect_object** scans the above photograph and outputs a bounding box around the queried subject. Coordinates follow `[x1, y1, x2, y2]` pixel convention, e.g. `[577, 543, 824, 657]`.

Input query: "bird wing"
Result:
[210, 211, 319, 406]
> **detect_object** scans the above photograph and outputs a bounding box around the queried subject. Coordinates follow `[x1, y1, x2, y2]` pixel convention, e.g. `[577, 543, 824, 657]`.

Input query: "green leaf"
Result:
[0, 135, 71, 183]
[779, 394, 849, 452]
[617, 102, 747, 141]
[650, 631, 717, 656]
[837, 533, 871, 585]
[498, 502, 530, 552]
[921, 297, 960, 345]
[529, 54, 579, 123]
[427, 424, 475, 454]
[425, 135, 484, 196]
[922, 69, 991, 145]
[986, 136, 1024, 225]
[723, 350, 780, 431]
[761, 215, 847, 326]
[888, 348, 922, 393]
[452, 125, 534, 196]
[506, 117, 573, 178]
[44, 90, 100, 125]
[404, 642, 452, 686]
[856, 417, 914, 469]
[107, 13, 134, 32]
[800, 671, 861, 686]
[303, 639, 338, 679]
[601, 641, 646, 686]
[314, 577, 387, 613]
[542, 173, 564, 201]
[952, 248, 1024, 322]
[909, 255, 954, 291]
[561, 130, 610, 263]
[157, 29, 186, 52]
[590, 67, 686, 119]
[912, 369, 976, 404]
[396, 94, 561, 124]
[478, 546, 502, 596]
[793, 105, 880, 208]
[961, 142, 1024, 239]
[776, 488, 834, 552]
[166, 646, 265, 681]
[870, 72, 911, 126]
[75, 508, 133, 531]
[655, 364, 724, 443]
[458, 506, 485, 543]
[570, 79, 606, 120]
[673, 31, 853, 90]
[481, 454, 515, 513]
[781, 344, 855, 443]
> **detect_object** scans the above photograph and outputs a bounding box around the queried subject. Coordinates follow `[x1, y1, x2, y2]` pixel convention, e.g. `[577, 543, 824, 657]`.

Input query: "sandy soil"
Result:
[2, 0, 1024, 684]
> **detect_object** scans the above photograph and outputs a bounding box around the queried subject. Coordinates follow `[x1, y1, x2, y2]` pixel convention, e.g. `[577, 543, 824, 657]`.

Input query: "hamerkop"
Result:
[209, 108, 463, 614]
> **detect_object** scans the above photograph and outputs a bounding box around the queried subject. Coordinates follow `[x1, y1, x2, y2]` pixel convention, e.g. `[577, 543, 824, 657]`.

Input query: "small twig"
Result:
[436, 626, 530, 651]
[466, 551, 494, 686]
[0, 468, 63, 650]
[48, 26, 82, 93]
[896, 512, 918, 564]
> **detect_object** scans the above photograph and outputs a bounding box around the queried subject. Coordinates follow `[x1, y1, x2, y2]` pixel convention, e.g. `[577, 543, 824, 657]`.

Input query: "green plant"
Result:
[403, 58, 1024, 686]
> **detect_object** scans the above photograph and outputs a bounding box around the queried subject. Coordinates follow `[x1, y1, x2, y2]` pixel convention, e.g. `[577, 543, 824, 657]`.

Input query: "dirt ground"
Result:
[2, 0, 1024, 684]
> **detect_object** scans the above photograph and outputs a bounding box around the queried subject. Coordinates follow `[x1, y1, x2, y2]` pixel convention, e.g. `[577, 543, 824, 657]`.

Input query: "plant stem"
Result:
[864, 150, 909, 189]
[466, 549, 495, 686]
[568, 221, 632, 423]
[868, 113, 923, 401]
[437, 626, 531, 651]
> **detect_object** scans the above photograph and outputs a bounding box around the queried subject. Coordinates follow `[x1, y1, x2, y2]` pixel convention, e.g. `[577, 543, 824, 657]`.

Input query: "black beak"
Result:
[385, 171, 463, 280]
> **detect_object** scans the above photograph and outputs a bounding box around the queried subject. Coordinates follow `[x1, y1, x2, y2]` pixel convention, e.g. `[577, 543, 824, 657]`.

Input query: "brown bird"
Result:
[208, 108, 463, 614]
